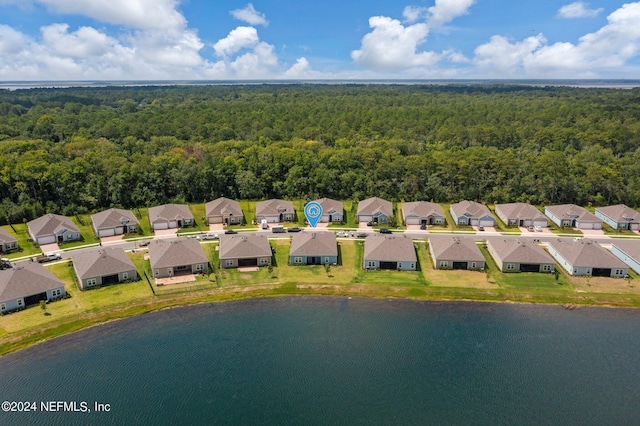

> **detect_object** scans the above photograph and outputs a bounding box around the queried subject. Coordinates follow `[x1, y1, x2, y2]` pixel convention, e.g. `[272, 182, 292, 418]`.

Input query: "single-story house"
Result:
[449, 201, 496, 227]
[0, 228, 18, 253]
[219, 233, 272, 269]
[610, 240, 640, 274]
[313, 198, 344, 223]
[27, 214, 81, 245]
[595, 204, 640, 231]
[72, 247, 137, 290]
[547, 238, 628, 277]
[205, 197, 244, 225]
[255, 199, 295, 223]
[91, 208, 139, 237]
[357, 197, 393, 224]
[402, 201, 445, 226]
[428, 235, 485, 270]
[363, 234, 416, 271]
[0, 263, 66, 313]
[486, 239, 555, 273]
[148, 237, 208, 278]
[148, 204, 194, 231]
[289, 231, 338, 265]
[494, 203, 548, 228]
[544, 204, 602, 230]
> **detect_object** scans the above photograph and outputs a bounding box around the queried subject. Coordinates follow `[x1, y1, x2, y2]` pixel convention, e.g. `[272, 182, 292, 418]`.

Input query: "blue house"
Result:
[289, 232, 338, 265]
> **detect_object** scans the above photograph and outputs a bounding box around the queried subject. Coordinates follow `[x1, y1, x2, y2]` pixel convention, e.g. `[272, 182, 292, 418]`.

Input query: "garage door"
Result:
[99, 228, 116, 237]
[520, 264, 540, 272]
[533, 220, 548, 228]
[153, 222, 168, 230]
[209, 216, 223, 224]
[479, 219, 494, 226]
[452, 262, 468, 270]
[592, 268, 611, 277]
[405, 218, 421, 225]
[38, 236, 56, 245]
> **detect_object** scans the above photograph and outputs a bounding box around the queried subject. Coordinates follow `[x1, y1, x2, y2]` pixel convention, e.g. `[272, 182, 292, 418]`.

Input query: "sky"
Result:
[0, 0, 639, 80]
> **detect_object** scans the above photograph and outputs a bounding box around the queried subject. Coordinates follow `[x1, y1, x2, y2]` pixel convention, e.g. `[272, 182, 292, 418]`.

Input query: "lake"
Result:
[1, 297, 639, 425]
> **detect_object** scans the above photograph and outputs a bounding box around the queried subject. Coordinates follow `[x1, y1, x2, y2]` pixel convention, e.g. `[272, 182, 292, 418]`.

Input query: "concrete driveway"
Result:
[154, 228, 178, 238]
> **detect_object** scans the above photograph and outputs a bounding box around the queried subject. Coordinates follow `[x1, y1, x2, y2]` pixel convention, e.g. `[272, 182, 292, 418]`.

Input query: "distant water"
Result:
[1, 79, 640, 90]
[1, 297, 640, 425]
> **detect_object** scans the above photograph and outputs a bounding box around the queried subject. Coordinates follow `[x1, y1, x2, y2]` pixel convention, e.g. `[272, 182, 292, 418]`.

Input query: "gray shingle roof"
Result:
[428, 235, 484, 262]
[450, 201, 493, 220]
[72, 247, 136, 280]
[488, 239, 554, 264]
[0, 228, 17, 245]
[495, 203, 547, 222]
[546, 204, 601, 223]
[314, 198, 343, 215]
[148, 237, 208, 269]
[0, 263, 64, 302]
[289, 232, 337, 257]
[549, 238, 627, 268]
[219, 234, 272, 260]
[27, 214, 79, 237]
[255, 199, 294, 216]
[363, 234, 416, 262]
[91, 208, 139, 229]
[402, 201, 444, 219]
[596, 204, 640, 222]
[611, 240, 640, 262]
[148, 204, 193, 223]
[205, 197, 243, 218]
[357, 197, 393, 217]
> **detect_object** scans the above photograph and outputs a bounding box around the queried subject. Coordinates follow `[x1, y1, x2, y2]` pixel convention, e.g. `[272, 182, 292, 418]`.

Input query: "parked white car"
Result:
[336, 231, 349, 237]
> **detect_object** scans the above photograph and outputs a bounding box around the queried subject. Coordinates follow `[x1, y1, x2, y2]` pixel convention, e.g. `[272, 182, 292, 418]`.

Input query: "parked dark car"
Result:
[355, 232, 368, 238]
[379, 228, 392, 234]
[478, 226, 484, 231]
[138, 240, 150, 247]
[287, 227, 302, 233]
[225, 229, 238, 234]
[366, 221, 373, 226]
[420, 224, 427, 230]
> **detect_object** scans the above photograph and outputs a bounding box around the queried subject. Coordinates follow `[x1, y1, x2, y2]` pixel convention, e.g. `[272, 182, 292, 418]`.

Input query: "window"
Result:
[260, 258, 269, 265]
[366, 261, 376, 268]
[17, 298, 23, 306]
[87, 278, 97, 287]
[324, 258, 330, 264]
[225, 260, 234, 266]
[471, 262, 477, 269]
[543, 265, 552, 272]
[195, 264, 204, 271]
[439, 261, 448, 268]
[1, 303, 5, 311]
[506, 264, 515, 270]
[410, 263, 415, 269]
[294, 257, 302, 264]
[122, 272, 129, 280]
[52, 289, 61, 297]
[398, 263, 402, 269]
[155, 269, 160, 276]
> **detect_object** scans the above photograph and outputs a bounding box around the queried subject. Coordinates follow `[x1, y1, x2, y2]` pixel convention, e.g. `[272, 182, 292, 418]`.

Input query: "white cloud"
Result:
[283, 57, 322, 79]
[213, 26, 260, 57]
[402, 6, 427, 23]
[427, 0, 476, 28]
[351, 16, 439, 70]
[557, 2, 604, 19]
[231, 3, 268, 26]
[474, 2, 640, 77]
[0, 24, 30, 54]
[30, 0, 186, 30]
[41, 24, 113, 58]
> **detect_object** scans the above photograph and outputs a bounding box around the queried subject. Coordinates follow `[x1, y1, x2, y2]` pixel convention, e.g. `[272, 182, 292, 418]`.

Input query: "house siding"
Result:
[289, 255, 338, 265]
[1, 286, 66, 313]
[595, 210, 640, 231]
[611, 246, 640, 274]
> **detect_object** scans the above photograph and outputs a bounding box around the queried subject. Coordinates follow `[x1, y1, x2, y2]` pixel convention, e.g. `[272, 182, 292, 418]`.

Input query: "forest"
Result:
[0, 83, 639, 224]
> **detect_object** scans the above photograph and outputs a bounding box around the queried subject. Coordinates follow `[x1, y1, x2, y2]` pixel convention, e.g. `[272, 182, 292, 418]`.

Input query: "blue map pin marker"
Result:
[304, 201, 323, 228]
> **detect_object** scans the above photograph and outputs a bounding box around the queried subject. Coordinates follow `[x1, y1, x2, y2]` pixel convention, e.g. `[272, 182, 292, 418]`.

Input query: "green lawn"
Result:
[353, 240, 427, 286]
[1, 223, 40, 259]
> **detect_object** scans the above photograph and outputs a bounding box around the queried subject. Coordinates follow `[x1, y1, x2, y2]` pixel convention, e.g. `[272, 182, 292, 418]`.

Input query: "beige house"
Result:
[545, 204, 602, 230]
[402, 201, 445, 226]
[72, 247, 137, 289]
[428, 235, 485, 270]
[27, 214, 81, 245]
[357, 197, 393, 224]
[487, 239, 555, 273]
[148, 204, 194, 231]
[313, 198, 344, 223]
[148, 237, 208, 278]
[219, 233, 272, 268]
[91, 208, 139, 237]
[363, 234, 416, 270]
[595, 205, 640, 231]
[205, 197, 244, 225]
[494, 203, 548, 228]
[449, 201, 495, 226]
[255, 199, 295, 223]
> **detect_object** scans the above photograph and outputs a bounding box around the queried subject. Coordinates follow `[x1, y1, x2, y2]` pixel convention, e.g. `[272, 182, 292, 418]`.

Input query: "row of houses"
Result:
[430, 235, 636, 278]
[9, 200, 640, 249]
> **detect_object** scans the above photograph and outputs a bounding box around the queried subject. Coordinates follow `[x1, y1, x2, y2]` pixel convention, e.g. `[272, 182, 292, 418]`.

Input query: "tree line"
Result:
[0, 84, 639, 224]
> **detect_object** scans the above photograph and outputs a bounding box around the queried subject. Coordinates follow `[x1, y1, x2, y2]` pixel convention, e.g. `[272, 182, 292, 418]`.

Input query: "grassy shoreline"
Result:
[2, 240, 640, 357]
